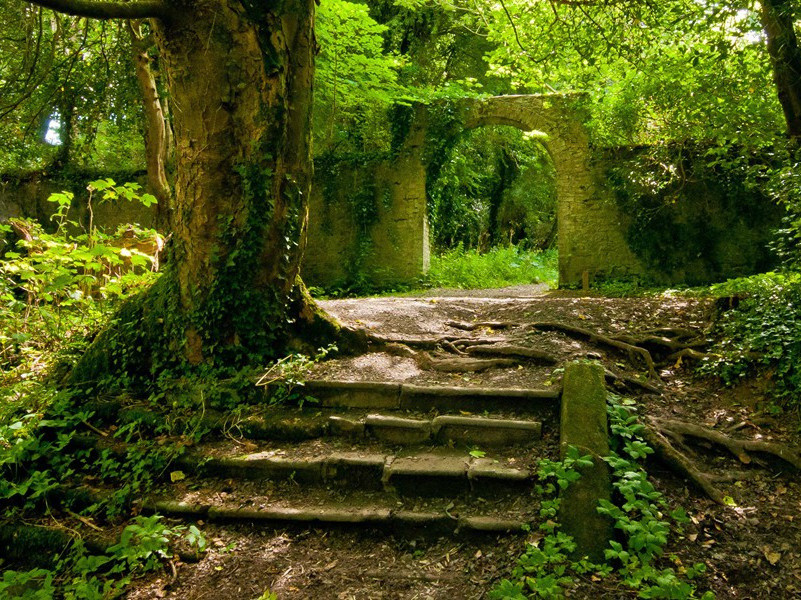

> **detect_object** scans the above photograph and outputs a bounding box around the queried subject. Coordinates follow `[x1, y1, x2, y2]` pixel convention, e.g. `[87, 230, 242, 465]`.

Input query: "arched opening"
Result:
[425, 124, 558, 287]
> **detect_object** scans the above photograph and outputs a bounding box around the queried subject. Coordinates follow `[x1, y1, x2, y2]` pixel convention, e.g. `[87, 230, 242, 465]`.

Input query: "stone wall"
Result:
[0, 171, 156, 233]
[3, 101, 780, 289]
[458, 94, 643, 285]
[303, 94, 644, 288]
[303, 122, 429, 288]
[604, 147, 782, 285]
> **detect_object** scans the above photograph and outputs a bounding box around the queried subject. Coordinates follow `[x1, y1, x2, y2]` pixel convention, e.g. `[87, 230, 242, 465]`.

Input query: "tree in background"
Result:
[314, 0, 403, 154]
[0, 3, 145, 171]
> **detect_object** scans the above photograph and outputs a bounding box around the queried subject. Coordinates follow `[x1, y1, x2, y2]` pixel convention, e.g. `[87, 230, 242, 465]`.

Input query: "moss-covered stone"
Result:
[559, 361, 613, 562]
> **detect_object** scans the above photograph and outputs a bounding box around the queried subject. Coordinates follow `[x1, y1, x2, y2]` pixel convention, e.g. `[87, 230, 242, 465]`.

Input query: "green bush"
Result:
[700, 272, 801, 412]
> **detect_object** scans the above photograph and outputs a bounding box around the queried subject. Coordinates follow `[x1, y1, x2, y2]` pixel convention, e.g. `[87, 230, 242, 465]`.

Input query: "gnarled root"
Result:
[529, 321, 659, 379]
[641, 416, 801, 504]
[382, 342, 519, 372]
[651, 418, 801, 470]
[445, 320, 515, 331]
[640, 420, 727, 505]
[464, 344, 558, 365]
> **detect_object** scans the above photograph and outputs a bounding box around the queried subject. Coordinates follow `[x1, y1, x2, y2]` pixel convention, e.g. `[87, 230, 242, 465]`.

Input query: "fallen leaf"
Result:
[170, 470, 186, 483]
[763, 548, 782, 565]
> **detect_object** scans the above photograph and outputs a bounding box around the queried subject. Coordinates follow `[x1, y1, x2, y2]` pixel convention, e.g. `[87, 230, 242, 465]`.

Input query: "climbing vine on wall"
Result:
[607, 143, 781, 284]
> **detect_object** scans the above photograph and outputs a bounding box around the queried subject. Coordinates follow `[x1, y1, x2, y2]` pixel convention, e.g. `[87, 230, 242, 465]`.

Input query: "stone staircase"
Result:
[146, 380, 565, 535]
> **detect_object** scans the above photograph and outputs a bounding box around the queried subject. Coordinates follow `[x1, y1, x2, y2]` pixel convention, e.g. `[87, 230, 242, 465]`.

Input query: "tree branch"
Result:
[26, 0, 170, 21]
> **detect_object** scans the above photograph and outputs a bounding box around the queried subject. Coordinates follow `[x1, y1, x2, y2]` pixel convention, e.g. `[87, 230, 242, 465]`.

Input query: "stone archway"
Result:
[456, 94, 641, 286]
[303, 93, 643, 287]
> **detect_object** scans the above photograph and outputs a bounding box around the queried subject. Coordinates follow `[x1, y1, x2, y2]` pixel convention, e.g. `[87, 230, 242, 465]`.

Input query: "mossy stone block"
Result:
[559, 361, 612, 562]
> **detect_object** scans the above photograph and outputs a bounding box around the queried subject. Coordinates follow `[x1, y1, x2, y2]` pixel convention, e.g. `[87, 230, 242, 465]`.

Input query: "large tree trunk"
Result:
[760, 0, 801, 142]
[70, 0, 321, 383]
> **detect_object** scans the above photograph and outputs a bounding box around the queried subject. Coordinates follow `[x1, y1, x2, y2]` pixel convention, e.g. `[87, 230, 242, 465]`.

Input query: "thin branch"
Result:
[27, 0, 170, 21]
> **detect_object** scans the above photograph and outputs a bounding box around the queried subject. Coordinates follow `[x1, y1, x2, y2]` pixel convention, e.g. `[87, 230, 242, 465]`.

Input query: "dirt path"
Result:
[127, 291, 801, 600]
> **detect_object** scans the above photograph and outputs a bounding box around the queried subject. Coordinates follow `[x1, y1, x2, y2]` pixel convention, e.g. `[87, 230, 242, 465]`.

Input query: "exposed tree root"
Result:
[422, 354, 520, 373]
[642, 416, 801, 504]
[528, 321, 659, 379]
[640, 419, 727, 504]
[614, 333, 707, 353]
[652, 418, 801, 470]
[666, 348, 718, 364]
[365, 333, 506, 350]
[445, 320, 515, 331]
[464, 344, 558, 365]
[603, 369, 661, 394]
[640, 327, 704, 339]
[381, 342, 519, 372]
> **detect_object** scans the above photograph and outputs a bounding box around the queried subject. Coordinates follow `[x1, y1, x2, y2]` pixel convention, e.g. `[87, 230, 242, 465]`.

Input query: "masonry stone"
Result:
[303, 93, 644, 288]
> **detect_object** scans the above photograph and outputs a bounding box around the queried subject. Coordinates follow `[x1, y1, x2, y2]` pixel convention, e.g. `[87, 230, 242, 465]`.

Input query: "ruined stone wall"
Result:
[0, 171, 156, 232]
[303, 122, 429, 287]
[460, 94, 643, 286]
[303, 93, 644, 288]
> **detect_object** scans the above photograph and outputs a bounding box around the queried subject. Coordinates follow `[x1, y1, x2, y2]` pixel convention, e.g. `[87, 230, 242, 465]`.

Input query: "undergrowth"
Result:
[490, 394, 713, 599]
[0, 179, 159, 419]
[699, 271, 801, 414]
[425, 245, 558, 290]
[0, 182, 211, 596]
[313, 245, 558, 297]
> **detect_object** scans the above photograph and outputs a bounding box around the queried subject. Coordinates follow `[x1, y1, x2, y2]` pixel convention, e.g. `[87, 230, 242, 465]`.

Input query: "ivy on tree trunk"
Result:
[27, 0, 322, 384]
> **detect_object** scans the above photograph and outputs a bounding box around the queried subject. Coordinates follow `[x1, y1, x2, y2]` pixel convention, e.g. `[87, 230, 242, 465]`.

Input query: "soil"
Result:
[124, 288, 801, 600]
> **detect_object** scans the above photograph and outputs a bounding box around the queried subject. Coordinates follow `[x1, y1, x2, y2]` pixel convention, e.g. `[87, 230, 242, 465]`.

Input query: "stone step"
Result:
[145, 485, 532, 535]
[333, 413, 542, 446]
[266, 380, 560, 415]
[178, 447, 535, 496]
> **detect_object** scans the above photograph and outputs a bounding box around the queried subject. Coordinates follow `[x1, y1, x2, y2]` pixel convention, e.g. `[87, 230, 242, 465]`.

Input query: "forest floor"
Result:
[126, 287, 801, 600]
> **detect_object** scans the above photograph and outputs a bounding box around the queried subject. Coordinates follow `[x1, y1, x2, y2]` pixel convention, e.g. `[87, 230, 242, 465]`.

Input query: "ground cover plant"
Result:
[490, 395, 714, 600]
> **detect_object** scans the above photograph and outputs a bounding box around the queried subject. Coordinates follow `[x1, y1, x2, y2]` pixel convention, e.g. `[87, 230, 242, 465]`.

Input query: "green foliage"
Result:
[428, 126, 556, 251]
[606, 143, 780, 284]
[490, 397, 713, 599]
[0, 182, 159, 406]
[481, 0, 783, 148]
[0, 10, 145, 172]
[426, 245, 557, 290]
[314, 0, 405, 154]
[0, 515, 204, 599]
[699, 272, 801, 411]
[600, 396, 713, 599]
[256, 344, 337, 407]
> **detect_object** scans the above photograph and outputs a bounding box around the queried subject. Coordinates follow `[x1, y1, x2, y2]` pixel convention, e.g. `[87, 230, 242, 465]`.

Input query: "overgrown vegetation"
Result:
[0, 183, 197, 596]
[699, 272, 801, 414]
[0, 180, 159, 412]
[490, 395, 713, 599]
[311, 245, 558, 298]
[426, 245, 557, 290]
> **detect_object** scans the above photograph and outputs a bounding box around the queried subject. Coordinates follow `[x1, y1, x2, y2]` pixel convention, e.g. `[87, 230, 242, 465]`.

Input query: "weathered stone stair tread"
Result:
[178, 445, 536, 493]
[146, 490, 531, 533]
[288, 380, 560, 413]
[342, 413, 543, 446]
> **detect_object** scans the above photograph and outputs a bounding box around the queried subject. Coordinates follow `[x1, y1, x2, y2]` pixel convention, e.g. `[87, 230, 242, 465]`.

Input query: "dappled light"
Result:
[1, 0, 801, 598]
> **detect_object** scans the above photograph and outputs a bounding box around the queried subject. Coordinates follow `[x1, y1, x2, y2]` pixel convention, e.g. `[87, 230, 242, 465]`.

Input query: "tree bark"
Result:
[66, 0, 319, 383]
[759, 0, 801, 142]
